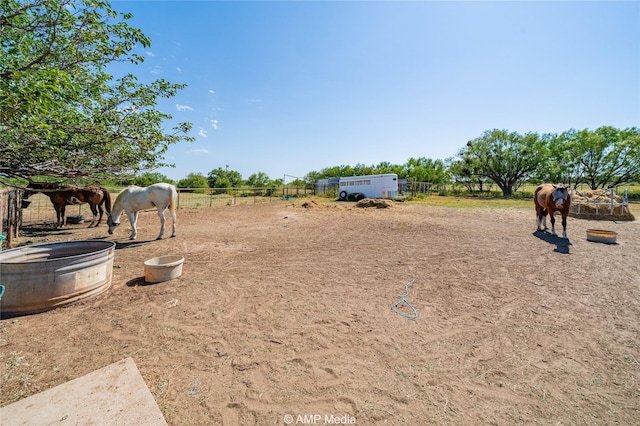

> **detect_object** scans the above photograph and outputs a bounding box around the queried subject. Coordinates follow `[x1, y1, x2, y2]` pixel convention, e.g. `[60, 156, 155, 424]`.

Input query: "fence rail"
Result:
[15, 187, 285, 228]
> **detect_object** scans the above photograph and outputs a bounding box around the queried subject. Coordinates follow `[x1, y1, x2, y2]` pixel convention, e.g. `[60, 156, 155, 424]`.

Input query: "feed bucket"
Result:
[586, 229, 618, 244]
[66, 215, 85, 224]
[144, 255, 184, 283]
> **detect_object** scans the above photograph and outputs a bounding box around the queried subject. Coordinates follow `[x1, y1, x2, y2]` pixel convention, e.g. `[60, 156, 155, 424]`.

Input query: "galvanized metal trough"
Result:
[0, 240, 116, 318]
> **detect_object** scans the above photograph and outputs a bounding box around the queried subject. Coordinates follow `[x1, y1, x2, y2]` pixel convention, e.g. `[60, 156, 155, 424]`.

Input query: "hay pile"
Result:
[355, 198, 394, 209]
[570, 189, 634, 220]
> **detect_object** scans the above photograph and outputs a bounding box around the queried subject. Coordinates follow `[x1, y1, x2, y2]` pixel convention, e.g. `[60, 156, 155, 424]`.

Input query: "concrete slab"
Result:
[1, 357, 167, 426]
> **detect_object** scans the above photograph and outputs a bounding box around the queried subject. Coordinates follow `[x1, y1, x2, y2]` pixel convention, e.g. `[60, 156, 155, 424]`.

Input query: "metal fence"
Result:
[9, 183, 637, 237]
[1, 188, 24, 248]
[174, 187, 280, 209]
[17, 187, 288, 227]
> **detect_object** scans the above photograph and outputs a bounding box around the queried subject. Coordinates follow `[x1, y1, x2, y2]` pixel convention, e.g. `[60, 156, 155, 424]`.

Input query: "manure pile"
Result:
[355, 198, 394, 208]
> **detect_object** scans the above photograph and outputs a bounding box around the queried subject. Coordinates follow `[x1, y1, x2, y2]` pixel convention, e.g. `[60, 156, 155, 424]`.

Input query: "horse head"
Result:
[551, 184, 569, 209]
[106, 214, 120, 234]
[25, 182, 46, 198]
[24, 181, 64, 198]
[23, 188, 36, 199]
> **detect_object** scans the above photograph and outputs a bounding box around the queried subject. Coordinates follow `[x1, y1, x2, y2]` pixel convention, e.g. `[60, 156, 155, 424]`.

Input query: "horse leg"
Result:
[169, 206, 176, 238]
[549, 211, 557, 236]
[156, 208, 167, 240]
[95, 202, 104, 227]
[88, 204, 98, 227]
[57, 205, 66, 228]
[54, 206, 61, 228]
[537, 207, 548, 231]
[561, 212, 568, 239]
[536, 207, 543, 231]
[127, 211, 138, 240]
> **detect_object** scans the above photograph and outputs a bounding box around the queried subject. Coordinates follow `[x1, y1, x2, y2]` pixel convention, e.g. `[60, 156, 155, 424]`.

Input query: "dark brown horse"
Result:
[25, 182, 112, 228]
[534, 183, 571, 239]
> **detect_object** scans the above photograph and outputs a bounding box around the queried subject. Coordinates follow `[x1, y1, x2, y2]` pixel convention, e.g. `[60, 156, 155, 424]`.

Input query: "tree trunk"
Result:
[500, 185, 513, 196]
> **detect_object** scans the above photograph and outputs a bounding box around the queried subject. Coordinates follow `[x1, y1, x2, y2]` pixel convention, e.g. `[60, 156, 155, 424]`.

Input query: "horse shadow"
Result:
[114, 240, 153, 250]
[18, 226, 74, 238]
[533, 230, 572, 254]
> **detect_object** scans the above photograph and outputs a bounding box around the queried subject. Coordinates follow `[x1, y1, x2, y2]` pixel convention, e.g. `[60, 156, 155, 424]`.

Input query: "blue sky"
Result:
[108, 1, 639, 183]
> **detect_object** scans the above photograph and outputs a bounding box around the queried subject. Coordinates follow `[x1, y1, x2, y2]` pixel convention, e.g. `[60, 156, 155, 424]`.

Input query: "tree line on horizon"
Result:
[133, 126, 639, 197]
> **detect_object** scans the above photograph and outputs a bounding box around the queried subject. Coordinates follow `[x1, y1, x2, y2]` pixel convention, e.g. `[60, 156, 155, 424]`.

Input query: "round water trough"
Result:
[0, 240, 116, 318]
[144, 255, 184, 283]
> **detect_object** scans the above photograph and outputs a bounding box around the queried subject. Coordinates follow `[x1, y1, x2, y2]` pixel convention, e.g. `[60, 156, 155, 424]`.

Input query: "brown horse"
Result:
[25, 182, 112, 228]
[534, 183, 571, 239]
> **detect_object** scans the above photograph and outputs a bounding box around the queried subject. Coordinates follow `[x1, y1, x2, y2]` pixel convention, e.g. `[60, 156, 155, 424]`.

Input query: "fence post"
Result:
[0, 189, 4, 240]
[7, 189, 17, 248]
[610, 188, 614, 215]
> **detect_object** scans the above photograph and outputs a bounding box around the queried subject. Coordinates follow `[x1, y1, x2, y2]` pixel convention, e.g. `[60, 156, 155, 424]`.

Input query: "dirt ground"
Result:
[1, 200, 639, 425]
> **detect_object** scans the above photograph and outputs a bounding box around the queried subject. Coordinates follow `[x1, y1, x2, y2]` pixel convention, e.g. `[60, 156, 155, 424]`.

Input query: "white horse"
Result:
[107, 183, 177, 240]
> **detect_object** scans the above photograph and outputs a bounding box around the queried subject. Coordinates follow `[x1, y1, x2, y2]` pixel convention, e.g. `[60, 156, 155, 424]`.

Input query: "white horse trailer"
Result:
[338, 174, 399, 201]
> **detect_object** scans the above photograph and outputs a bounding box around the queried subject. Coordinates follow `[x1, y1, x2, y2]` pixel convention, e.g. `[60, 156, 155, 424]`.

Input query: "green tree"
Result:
[403, 157, 447, 183]
[304, 171, 323, 185]
[317, 165, 355, 179]
[455, 129, 547, 196]
[0, 0, 193, 181]
[352, 163, 375, 176]
[177, 172, 207, 189]
[447, 156, 492, 192]
[207, 167, 243, 188]
[246, 172, 270, 187]
[558, 127, 640, 189]
[310, 164, 403, 180]
[132, 172, 173, 186]
[536, 133, 574, 185]
[287, 178, 306, 187]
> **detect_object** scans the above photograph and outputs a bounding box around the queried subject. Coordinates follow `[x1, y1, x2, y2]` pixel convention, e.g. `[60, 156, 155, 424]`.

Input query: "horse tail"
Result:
[533, 184, 543, 199]
[170, 184, 177, 213]
[168, 184, 178, 237]
[102, 187, 112, 215]
[533, 185, 543, 208]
